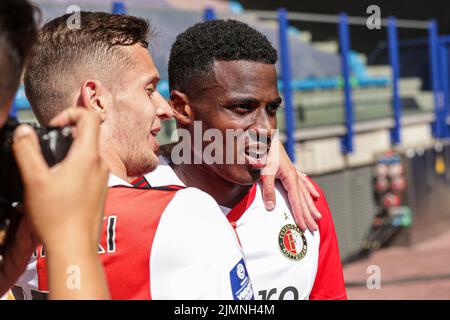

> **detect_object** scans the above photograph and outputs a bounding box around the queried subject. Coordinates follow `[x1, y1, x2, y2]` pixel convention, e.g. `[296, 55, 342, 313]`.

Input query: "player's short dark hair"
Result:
[24, 11, 152, 124]
[168, 19, 278, 98]
[0, 0, 38, 109]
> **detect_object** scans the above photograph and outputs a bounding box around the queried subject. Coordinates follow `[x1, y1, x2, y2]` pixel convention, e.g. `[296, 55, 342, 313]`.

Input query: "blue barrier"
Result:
[112, 1, 127, 14]
[439, 36, 450, 138]
[278, 8, 296, 161]
[9, 98, 17, 118]
[428, 20, 449, 139]
[439, 35, 450, 43]
[439, 40, 450, 138]
[203, 7, 216, 21]
[14, 86, 29, 110]
[387, 16, 402, 145]
[338, 13, 354, 154]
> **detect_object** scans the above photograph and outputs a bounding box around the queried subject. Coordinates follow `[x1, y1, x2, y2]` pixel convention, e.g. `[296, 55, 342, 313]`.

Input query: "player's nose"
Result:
[249, 109, 274, 139]
[155, 91, 174, 120]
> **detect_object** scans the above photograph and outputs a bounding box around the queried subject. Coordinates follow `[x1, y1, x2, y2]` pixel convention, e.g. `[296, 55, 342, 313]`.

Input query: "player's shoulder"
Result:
[173, 187, 221, 206]
[271, 177, 334, 229]
[106, 185, 182, 208]
[144, 156, 186, 187]
[168, 187, 228, 221]
[305, 177, 331, 212]
[266, 178, 327, 210]
[304, 177, 336, 235]
[159, 187, 240, 253]
[304, 176, 325, 199]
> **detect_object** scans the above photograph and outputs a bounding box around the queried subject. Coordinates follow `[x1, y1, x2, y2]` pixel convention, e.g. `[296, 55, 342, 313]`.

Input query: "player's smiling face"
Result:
[105, 44, 173, 178]
[187, 60, 280, 185]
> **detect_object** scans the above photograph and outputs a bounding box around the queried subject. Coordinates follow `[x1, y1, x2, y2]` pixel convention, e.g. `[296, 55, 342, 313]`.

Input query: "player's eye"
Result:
[146, 86, 155, 97]
[233, 105, 253, 114]
[267, 103, 281, 115]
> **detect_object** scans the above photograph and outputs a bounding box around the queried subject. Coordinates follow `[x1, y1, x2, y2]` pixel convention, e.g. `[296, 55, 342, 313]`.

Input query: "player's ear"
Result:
[78, 80, 112, 122]
[169, 90, 194, 125]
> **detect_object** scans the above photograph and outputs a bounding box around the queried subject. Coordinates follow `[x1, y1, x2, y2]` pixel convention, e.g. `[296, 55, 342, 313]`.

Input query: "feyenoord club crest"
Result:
[278, 223, 307, 261]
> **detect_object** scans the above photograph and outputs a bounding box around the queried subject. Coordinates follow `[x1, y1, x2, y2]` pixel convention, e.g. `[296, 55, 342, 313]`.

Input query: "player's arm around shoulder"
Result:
[150, 187, 253, 300]
[306, 178, 348, 300]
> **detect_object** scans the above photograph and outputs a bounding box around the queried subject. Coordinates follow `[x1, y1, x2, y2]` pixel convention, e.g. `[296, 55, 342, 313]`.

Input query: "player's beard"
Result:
[108, 107, 160, 178]
[122, 139, 159, 178]
[110, 122, 159, 178]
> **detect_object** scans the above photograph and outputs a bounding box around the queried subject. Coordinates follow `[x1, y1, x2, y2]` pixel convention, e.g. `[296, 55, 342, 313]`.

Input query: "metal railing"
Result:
[202, 7, 449, 159]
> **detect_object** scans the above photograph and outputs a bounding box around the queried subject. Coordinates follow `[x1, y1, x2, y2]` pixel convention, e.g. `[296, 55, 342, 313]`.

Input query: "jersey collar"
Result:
[144, 156, 186, 187]
[226, 184, 257, 223]
[108, 174, 131, 187]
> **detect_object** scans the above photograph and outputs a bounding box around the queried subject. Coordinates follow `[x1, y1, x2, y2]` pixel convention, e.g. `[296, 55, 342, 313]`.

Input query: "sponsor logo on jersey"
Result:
[236, 263, 246, 280]
[229, 258, 254, 300]
[278, 223, 307, 261]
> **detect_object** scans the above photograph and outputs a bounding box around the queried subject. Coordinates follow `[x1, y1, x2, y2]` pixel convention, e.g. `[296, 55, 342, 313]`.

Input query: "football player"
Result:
[143, 20, 347, 300]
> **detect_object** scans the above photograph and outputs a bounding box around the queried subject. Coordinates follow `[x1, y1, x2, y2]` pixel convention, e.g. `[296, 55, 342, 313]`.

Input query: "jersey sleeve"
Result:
[308, 179, 347, 300]
[149, 187, 254, 300]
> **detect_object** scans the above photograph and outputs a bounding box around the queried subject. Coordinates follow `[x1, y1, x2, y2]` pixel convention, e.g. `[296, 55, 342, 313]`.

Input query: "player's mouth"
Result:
[244, 142, 270, 169]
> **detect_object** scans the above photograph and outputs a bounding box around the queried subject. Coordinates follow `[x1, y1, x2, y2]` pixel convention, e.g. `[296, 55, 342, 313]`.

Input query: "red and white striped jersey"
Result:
[13, 175, 254, 300]
[145, 157, 347, 300]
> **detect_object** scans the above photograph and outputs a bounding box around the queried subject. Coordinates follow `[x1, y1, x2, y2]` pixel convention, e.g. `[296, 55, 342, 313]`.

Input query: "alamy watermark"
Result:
[366, 5, 381, 30]
[66, 5, 81, 30]
[168, 121, 280, 176]
[66, 265, 81, 290]
[367, 265, 382, 289]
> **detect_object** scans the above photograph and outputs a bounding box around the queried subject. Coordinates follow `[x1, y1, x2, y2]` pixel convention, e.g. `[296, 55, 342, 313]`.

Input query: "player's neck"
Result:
[172, 163, 251, 209]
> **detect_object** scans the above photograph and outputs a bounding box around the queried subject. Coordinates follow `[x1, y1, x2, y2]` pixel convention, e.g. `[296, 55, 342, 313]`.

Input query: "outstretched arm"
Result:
[261, 135, 321, 231]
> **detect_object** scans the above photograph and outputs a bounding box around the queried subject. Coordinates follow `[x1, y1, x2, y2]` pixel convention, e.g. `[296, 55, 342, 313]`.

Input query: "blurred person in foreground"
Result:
[0, 0, 109, 299]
